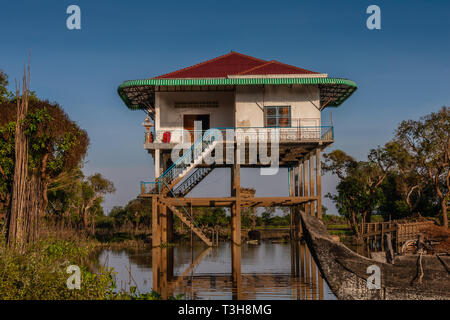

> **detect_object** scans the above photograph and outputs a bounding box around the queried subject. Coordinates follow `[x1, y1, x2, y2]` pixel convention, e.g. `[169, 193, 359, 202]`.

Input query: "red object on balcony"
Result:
[162, 131, 171, 143]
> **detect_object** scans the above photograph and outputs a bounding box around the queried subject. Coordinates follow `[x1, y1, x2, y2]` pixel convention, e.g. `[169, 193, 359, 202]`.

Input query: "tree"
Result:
[261, 207, 275, 226]
[0, 69, 11, 102]
[323, 146, 394, 235]
[1, 70, 89, 246]
[78, 173, 115, 234]
[396, 107, 449, 228]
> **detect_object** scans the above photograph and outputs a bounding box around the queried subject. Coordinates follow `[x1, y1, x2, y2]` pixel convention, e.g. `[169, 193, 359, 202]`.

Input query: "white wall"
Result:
[156, 91, 235, 129]
[235, 85, 321, 127]
[154, 85, 321, 142]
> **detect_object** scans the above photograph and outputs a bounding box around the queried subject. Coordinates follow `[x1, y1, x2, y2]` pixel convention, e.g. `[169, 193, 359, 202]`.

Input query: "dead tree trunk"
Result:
[6, 66, 44, 248]
[6, 69, 31, 248]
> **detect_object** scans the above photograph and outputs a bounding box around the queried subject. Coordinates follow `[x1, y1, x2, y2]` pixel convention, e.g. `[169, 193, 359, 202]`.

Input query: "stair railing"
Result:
[160, 179, 209, 240]
[157, 128, 220, 190]
[172, 167, 213, 197]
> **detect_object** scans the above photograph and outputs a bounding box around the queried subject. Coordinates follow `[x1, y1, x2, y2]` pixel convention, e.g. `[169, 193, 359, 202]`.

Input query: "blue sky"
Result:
[1, 0, 449, 213]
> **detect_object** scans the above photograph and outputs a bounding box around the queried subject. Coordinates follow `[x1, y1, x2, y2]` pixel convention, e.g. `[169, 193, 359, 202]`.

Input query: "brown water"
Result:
[96, 240, 337, 300]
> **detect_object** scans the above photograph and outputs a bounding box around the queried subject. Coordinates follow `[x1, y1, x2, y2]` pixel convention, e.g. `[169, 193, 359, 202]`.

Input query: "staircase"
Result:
[158, 129, 219, 194]
[161, 200, 212, 246]
[172, 167, 214, 197]
[153, 129, 220, 246]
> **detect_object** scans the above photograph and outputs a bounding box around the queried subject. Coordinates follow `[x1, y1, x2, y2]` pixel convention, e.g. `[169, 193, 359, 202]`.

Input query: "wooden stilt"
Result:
[311, 258, 317, 300]
[231, 148, 241, 246]
[289, 167, 295, 240]
[294, 165, 301, 239]
[167, 208, 174, 243]
[304, 158, 309, 215]
[231, 243, 242, 299]
[152, 196, 160, 247]
[309, 153, 315, 217]
[316, 148, 322, 219]
[152, 246, 161, 293]
[160, 203, 168, 244]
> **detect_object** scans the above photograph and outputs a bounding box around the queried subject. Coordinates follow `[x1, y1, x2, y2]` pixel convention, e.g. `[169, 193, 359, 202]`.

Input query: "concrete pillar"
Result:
[154, 149, 161, 179]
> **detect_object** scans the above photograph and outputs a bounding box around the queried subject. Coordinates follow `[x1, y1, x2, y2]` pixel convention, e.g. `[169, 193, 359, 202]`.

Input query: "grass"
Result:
[0, 233, 170, 300]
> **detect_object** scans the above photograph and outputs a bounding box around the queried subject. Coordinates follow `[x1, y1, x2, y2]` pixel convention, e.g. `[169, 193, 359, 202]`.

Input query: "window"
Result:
[264, 106, 291, 127]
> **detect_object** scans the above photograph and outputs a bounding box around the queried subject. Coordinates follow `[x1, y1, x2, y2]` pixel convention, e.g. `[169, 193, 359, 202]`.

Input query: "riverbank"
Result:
[0, 233, 168, 300]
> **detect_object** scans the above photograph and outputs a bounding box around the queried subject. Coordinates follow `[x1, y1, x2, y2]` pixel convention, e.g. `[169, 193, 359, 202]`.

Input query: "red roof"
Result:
[154, 51, 318, 79]
[236, 60, 318, 75]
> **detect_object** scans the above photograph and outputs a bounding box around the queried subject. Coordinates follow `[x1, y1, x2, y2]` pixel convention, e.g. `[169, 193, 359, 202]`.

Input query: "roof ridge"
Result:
[234, 60, 275, 75]
[154, 51, 267, 79]
[237, 59, 318, 75]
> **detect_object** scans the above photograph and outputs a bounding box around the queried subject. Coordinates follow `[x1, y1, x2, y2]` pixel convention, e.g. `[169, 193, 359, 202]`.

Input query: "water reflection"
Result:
[97, 241, 336, 300]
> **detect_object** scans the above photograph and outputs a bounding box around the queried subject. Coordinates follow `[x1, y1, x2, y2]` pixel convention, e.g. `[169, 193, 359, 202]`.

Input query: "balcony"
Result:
[144, 126, 333, 147]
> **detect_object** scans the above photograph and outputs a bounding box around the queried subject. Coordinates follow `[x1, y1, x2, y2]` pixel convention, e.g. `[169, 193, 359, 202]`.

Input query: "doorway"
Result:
[183, 114, 210, 143]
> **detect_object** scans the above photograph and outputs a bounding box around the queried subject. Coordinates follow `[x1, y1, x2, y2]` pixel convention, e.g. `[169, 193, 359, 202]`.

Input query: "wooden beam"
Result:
[160, 196, 318, 207]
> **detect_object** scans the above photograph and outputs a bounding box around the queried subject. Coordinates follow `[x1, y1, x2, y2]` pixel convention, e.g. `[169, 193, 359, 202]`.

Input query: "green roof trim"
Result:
[117, 77, 357, 110]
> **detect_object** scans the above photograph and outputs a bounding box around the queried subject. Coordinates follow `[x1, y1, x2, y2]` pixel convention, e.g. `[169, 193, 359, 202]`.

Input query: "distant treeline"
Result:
[324, 107, 449, 236]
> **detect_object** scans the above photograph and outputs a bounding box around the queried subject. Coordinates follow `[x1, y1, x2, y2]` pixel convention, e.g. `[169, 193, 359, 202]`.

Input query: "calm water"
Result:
[96, 240, 337, 300]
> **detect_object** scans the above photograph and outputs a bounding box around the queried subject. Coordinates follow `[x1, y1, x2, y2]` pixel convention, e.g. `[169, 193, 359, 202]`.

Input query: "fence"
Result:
[360, 220, 436, 253]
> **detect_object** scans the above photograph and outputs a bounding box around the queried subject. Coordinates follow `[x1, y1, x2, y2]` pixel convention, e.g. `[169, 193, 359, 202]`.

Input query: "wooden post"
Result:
[300, 241, 305, 278]
[289, 167, 295, 240]
[152, 196, 160, 247]
[318, 272, 324, 300]
[231, 147, 241, 246]
[305, 244, 311, 300]
[231, 243, 242, 299]
[304, 158, 309, 215]
[167, 208, 173, 243]
[298, 162, 304, 237]
[160, 203, 168, 244]
[309, 153, 315, 217]
[316, 148, 322, 219]
[152, 247, 161, 295]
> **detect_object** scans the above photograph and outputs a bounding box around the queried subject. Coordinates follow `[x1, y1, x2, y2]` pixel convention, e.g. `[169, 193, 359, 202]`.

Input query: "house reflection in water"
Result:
[148, 241, 330, 300]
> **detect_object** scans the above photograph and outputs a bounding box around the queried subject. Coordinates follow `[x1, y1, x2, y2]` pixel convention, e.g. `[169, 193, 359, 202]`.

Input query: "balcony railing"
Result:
[145, 126, 334, 144]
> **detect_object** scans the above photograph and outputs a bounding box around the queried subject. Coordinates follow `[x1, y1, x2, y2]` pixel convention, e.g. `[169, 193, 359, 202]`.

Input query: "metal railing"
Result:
[141, 125, 334, 195]
[157, 128, 220, 188]
[148, 126, 334, 144]
[172, 167, 214, 197]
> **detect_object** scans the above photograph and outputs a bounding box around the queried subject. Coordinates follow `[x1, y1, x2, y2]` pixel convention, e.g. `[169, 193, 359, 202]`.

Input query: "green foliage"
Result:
[106, 199, 152, 230]
[0, 96, 90, 218]
[0, 234, 168, 300]
[325, 107, 449, 232]
[193, 207, 228, 227]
